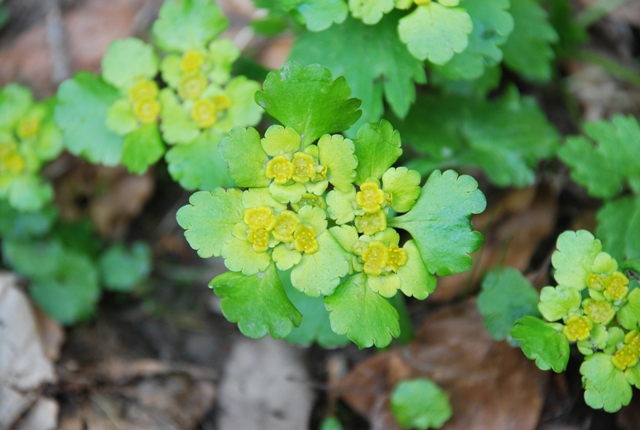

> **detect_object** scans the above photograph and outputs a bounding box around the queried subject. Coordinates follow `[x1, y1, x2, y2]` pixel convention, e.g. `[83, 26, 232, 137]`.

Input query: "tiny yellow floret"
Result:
[179, 73, 208, 100]
[355, 210, 387, 235]
[612, 345, 639, 370]
[128, 80, 158, 104]
[0, 151, 25, 175]
[17, 117, 40, 139]
[563, 316, 592, 342]
[292, 152, 316, 184]
[356, 181, 386, 214]
[272, 210, 300, 242]
[293, 224, 319, 254]
[191, 99, 218, 128]
[247, 228, 270, 253]
[362, 241, 389, 276]
[625, 331, 640, 352]
[265, 155, 294, 185]
[603, 271, 629, 301]
[387, 244, 408, 272]
[586, 273, 607, 291]
[244, 206, 276, 231]
[180, 50, 206, 73]
[582, 299, 615, 325]
[133, 98, 161, 123]
[213, 94, 231, 111]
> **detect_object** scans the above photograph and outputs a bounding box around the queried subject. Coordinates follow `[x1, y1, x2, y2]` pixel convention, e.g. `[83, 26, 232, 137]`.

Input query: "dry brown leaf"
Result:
[0, 273, 59, 429]
[338, 300, 547, 430]
[430, 184, 558, 302]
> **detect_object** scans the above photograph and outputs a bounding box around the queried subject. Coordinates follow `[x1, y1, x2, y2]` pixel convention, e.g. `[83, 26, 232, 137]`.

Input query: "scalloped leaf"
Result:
[101, 38, 158, 90]
[352, 119, 402, 184]
[388, 169, 486, 276]
[390, 378, 453, 430]
[325, 273, 400, 349]
[218, 127, 270, 188]
[348, 0, 393, 25]
[0, 83, 33, 130]
[151, 0, 228, 52]
[98, 242, 151, 292]
[254, 62, 361, 145]
[298, 0, 348, 31]
[55, 72, 123, 165]
[552, 230, 601, 290]
[597, 196, 640, 261]
[511, 316, 570, 373]
[121, 123, 164, 174]
[581, 353, 632, 413]
[211, 264, 302, 339]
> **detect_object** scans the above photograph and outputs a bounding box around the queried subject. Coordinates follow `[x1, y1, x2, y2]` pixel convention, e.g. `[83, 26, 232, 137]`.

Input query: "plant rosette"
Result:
[177, 62, 486, 349]
[511, 230, 640, 412]
[0, 84, 62, 211]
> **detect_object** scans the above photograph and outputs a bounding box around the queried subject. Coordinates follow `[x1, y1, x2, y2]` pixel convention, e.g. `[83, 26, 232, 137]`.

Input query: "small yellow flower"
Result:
[128, 79, 158, 104]
[625, 331, 640, 352]
[387, 244, 408, 272]
[563, 315, 592, 342]
[180, 50, 206, 73]
[586, 273, 607, 291]
[582, 299, 615, 325]
[265, 155, 294, 185]
[0, 151, 25, 175]
[356, 181, 386, 214]
[603, 271, 629, 301]
[244, 206, 276, 231]
[355, 210, 387, 235]
[213, 94, 231, 111]
[179, 73, 208, 100]
[191, 99, 218, 128]
[17, 117, 40, 139]
[292, 152, 316, 183]
[362, 241, 389, 276]
[272, 210, 300, 242]
[133, 98, 161, 123]
[247, 228, 270, 253]
[612, 345, 639, 371]
[293, 224, 319, 254]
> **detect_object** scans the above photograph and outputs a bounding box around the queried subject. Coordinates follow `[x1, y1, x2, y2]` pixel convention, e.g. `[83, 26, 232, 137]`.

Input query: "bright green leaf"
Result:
[215, 76, 263, 133]
[121, 123, 164, 174]
[325, 273, 400, 348]
[398, 3, 472, 64]
[7, 176, 53, 213]
[390, 378, 452, 430]
[320, 417, 344, 430]
[255, 62, 361, 145]
[511, 316, 570, 372]
[349, 0, 394, 25]
[317, 134, 357, 192]
[211, 264, 302, 339]
[396, 240, 436, 300]
[221, 236, 272, 275]
[618, 288, 640, 331]
[552, 230, 601, 290]
[298, 0, 348, 31]
[55, 72, 123, 165]
[538, 285, 582, 322]
[352, 120, 402, 184]
[581, 353, 632, 412]
[597, 197, 640, 261]
[99, 242, 151, 292]
[218, 127, 270, 188]
[477, 268, 541, 341]
[382, 167, 421, 213]
[388, 169, 486, 276]
[158, 88, 200, 144]
[105, 99, 138, 135]
[151, 0, 228, 52]
[101, 38, 158, 90]
[0, 84, 32, 130]
[502, 0, 558, 81]
[176, 188, 244, 258]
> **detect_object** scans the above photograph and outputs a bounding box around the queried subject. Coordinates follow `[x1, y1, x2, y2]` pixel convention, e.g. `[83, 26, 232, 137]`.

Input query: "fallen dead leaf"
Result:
[429, 183, 558, 302]
[338, 300, 548, 430]
[0, 273, 59, 429]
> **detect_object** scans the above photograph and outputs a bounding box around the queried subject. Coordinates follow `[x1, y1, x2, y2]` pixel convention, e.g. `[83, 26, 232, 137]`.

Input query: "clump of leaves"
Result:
[510, 230, 640, 412]
[177, 61, 486, 348]
[559, 115, 640, 261]
[0, 84, 63, 212]
[55, 0, 263, 190]
[0, 202, 151, 324]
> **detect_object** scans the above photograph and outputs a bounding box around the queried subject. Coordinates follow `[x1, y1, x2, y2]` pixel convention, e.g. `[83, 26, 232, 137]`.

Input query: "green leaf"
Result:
[158, 88, 200, 144]
[221, 236, 272, 275]
[106, 99, 138, 135]
[176, 188, 244, 258]
[7, 176, 53, 212]
[289, 14, 425, 131]
[101, 38, 158, 89]
[511, 316, 570, 373]
[121, 123, 164, 174]
[597, 197, 640, 261]
[393, 88, 560, 188]
[320, 417, 344, 430]
[581, 353, 632, 413]
[55, 72, 123, 165]
[348, 0, 393, 25]
[218, 127, 270, 188]
[538, 285, 581, 322]
[99, 242, 151, 291]
[281, 270, 350, 347]
[290, 230, 351, 297]
[390, 378, 452, 430]
[151, 0, 228, 52]
[255, 62, 361, 145]
[382, 167, 421, 213]
[0, 84, 32, 130]
[317, 133, 357, 192]
[211, 264, 302, 339]
[398, 3, 472, 64]
[0, 201, 56, 239]
[559, 115, 640, 200]
[215, 76, 264, 133]
[388, 169, 486, 276]
[502, 0, 558, 81]
[352, 120, 402, 184]
[166, 130, 235, 191]
[298, 0, 348, 31]
[618, 288, 640, 331]
[2, 239, 64, 279]
[325, 273, 400, 348]
[396, 240, 436, 300]
[434, 0, 513, 80]
[552, 230, 601, 290]
[477, 268, 540, 341]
